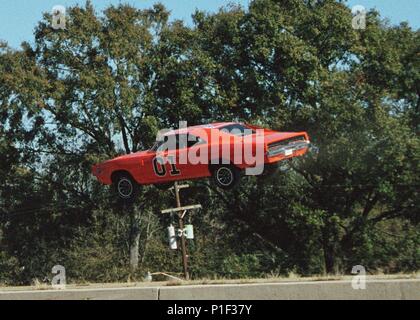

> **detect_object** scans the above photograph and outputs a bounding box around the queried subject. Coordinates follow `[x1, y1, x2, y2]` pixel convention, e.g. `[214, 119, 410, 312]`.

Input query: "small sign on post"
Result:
[168, 225, 178, 250]
[185, 225, 194, 239]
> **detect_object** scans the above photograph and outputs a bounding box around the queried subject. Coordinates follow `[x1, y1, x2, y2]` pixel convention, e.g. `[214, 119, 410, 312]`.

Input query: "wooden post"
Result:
[174, 181, 190, 280]
[161, 185, 200, 281]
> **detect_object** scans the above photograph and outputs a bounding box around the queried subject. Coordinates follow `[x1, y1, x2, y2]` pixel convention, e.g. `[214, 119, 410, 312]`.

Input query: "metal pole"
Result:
[174, 181, 190, 280]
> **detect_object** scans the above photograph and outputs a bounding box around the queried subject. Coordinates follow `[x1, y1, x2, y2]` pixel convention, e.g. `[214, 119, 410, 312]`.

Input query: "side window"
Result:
[156, 134, 206, 151]
[179, 134, 205, 149]
[187, 134, 207, 148]
[220, 124, 255, 136]
[164, 134, 190, 150]
[156, 135, 178, 151]
[187, 134, 198, 148]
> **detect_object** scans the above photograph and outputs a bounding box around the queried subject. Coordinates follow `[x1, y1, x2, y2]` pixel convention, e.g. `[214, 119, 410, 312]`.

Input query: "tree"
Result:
[27, 2, 177, 272]
[187, 0, 419, 273]
[0, 0, 418, 283]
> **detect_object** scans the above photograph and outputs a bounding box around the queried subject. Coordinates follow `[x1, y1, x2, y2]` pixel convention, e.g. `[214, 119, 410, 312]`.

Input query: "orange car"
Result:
[92, 122, 310, 201]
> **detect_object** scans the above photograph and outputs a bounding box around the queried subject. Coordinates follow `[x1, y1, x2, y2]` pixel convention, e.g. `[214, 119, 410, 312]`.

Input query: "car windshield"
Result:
[150, 140, 164, 152]
[219, 124, 255, 136]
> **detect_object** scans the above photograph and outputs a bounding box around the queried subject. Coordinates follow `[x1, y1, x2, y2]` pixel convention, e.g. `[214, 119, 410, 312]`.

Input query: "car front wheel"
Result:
[113, 172, 140, 203]
[211, 164, 241, 190]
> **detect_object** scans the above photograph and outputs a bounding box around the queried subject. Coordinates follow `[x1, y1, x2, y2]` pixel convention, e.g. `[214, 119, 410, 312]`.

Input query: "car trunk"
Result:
[263, 131, 310, 157]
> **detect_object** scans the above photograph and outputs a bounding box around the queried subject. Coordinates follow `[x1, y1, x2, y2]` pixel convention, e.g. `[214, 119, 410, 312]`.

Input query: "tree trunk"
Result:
[323, 243, 336, 274]
[129, 208, 141, 273]
[119, 115, 131, 155]
[140, 211, 153, 267]
[322, 228, 337, 274]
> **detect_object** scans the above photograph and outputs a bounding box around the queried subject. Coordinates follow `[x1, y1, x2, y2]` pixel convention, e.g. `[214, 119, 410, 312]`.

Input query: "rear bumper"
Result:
[267, 140, 311, 158]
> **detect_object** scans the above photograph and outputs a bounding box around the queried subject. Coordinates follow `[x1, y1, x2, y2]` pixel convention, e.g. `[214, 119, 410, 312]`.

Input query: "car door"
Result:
[142, 134, 186, 184]
[182, 134, 210, 179]
[160, 133, 209, 181]
[142, 133, 209, 183]
[164, 133, 195, 181]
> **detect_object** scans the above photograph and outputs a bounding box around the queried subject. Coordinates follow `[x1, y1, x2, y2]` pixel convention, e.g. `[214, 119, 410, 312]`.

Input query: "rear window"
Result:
[219, 124, 255, 137]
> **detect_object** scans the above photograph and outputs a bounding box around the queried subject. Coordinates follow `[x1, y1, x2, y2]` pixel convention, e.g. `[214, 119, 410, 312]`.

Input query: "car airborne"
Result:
[92, 122, 311, 202]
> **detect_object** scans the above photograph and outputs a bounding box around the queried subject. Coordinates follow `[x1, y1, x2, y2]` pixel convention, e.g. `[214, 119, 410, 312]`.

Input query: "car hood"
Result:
[112, 150, 151, 161]
[95, 150, 151, 168]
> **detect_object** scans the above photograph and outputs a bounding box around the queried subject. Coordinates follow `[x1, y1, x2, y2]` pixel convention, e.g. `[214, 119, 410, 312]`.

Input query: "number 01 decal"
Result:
[153, 157, 181, 177]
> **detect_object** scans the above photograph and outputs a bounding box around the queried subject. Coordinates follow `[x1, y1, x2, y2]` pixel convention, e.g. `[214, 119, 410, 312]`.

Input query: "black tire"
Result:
[154, 183, 172, 191]
[211, 164, 241, 190]
[112, 172, 140, 204]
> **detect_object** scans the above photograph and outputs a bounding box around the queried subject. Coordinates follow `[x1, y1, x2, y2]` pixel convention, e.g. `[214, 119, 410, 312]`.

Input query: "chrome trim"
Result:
[267, 141, 311, 157]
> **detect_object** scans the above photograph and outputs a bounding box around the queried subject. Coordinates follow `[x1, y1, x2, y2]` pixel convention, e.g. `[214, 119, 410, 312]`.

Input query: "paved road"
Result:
[0, 279, 419, 300]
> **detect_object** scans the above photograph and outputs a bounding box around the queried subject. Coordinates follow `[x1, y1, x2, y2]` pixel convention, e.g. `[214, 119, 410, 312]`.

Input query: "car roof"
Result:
[163, 122, 237, 136]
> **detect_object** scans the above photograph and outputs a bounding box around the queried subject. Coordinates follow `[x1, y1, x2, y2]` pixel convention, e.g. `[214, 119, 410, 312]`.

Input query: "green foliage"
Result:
[0, 0, 418, 284]
[220, 254, 262, 278]
[64, 230, 132, 283]
[0, 251, 20, 285]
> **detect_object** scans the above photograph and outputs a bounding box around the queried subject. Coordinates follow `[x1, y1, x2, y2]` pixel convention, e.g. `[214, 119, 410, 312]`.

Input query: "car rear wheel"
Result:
[113, 172, 140, 203]
[211, 164, 241, 190]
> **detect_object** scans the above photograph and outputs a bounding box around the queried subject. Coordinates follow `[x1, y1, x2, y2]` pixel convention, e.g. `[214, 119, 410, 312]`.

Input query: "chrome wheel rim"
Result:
[118, 178, 133, 198]
[216, 167, 234, 186]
